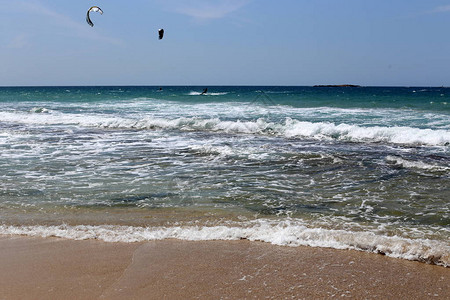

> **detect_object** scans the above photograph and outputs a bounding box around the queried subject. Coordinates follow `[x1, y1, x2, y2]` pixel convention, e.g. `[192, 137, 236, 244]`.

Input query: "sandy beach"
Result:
[2, 0, 450, 299]
[0, 236, 448, 299]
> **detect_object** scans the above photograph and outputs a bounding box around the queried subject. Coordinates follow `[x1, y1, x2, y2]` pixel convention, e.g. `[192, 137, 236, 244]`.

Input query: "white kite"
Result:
[86, 6, 103, 27]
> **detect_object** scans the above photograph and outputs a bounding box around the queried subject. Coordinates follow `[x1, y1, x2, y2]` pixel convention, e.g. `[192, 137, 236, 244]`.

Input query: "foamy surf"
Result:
[2, 111, 449, 146]
[386, 156, 450, 172]
[188, 91, 228, 96]
[2, 86, 449, 271]
[0, 221, 448, 267]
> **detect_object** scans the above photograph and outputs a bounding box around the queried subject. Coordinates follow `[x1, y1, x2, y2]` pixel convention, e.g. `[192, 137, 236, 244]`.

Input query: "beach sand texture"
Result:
[0, 236, 448, 299]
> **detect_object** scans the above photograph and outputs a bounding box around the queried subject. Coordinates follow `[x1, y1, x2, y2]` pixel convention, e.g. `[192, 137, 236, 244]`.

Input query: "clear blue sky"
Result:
[1, 0, 450, 86]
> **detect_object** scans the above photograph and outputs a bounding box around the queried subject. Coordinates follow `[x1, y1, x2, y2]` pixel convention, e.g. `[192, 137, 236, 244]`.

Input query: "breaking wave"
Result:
[1, 111, 450, 146]
[1, 221, 448, 267]
[188, 91, 228, 96]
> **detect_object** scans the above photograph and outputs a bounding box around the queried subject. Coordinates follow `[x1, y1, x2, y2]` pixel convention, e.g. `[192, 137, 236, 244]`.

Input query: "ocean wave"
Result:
[262, 90, 293, 94]
[1, 221, 448, 267]
[30, 107, 52, 114]
[282, 119, 450, 146]
[188, 91, 228, 96]
[1, 111, 449, 146]
[386, 156, 450, 172]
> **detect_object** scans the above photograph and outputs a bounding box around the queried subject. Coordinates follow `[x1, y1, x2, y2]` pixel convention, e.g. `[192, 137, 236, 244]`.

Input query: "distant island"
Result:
[313, 84, 361, 87]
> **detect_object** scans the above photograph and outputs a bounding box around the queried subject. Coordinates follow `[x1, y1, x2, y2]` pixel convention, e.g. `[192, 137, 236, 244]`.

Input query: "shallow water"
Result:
[1, 86, 449, 266]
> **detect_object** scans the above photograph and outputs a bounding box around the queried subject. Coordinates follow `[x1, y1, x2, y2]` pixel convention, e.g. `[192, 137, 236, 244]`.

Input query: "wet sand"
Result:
[0, 236, 448, 299]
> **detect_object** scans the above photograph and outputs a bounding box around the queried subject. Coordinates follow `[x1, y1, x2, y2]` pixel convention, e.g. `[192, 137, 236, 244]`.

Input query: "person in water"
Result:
[201, 88, 208, 95]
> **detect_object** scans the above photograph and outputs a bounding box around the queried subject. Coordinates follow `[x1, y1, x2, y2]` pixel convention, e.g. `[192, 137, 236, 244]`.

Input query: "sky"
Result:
[1, 0, 450, 86]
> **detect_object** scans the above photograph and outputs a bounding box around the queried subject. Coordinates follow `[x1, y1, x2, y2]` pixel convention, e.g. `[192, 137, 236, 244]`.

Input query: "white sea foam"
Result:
[188, 143, 275, 160]
[1, 111, 450, 146]
[30, 107, 52, 114]
[386, 156, 450, 172]
[0, 221, 448, 267]
[188, 91, 228, 96]
[283, 118, 450, 145]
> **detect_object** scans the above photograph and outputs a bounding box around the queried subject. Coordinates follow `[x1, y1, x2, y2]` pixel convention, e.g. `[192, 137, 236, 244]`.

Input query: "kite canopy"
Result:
[158, 29, 164, 40]
[86, 6, 103, 27]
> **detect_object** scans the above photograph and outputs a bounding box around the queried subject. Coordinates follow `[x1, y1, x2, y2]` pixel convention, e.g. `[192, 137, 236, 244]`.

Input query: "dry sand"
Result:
[0, 236, 448, 299]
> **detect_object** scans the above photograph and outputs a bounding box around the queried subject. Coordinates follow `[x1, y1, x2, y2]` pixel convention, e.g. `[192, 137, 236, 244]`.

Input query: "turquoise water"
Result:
[0, 86, 449, 266]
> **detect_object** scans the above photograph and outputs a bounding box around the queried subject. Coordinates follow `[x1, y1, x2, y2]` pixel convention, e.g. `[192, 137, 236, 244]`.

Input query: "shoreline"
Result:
[1, 222, 448, 267]
[0, 236, 448, 299]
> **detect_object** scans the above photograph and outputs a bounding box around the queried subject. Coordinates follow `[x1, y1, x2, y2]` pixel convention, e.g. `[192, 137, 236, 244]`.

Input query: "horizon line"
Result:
[1, 84, 449, 88]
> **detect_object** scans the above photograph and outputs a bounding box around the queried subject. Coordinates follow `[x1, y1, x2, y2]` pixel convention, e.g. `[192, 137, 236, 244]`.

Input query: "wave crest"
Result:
[188, 91, 228, 96]
[2, 111, 450, 146]
[1, 221, 448, 267]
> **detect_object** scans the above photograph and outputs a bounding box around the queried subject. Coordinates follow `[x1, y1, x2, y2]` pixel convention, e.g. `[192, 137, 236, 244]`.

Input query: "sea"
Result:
[0, 86, 449, 266]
